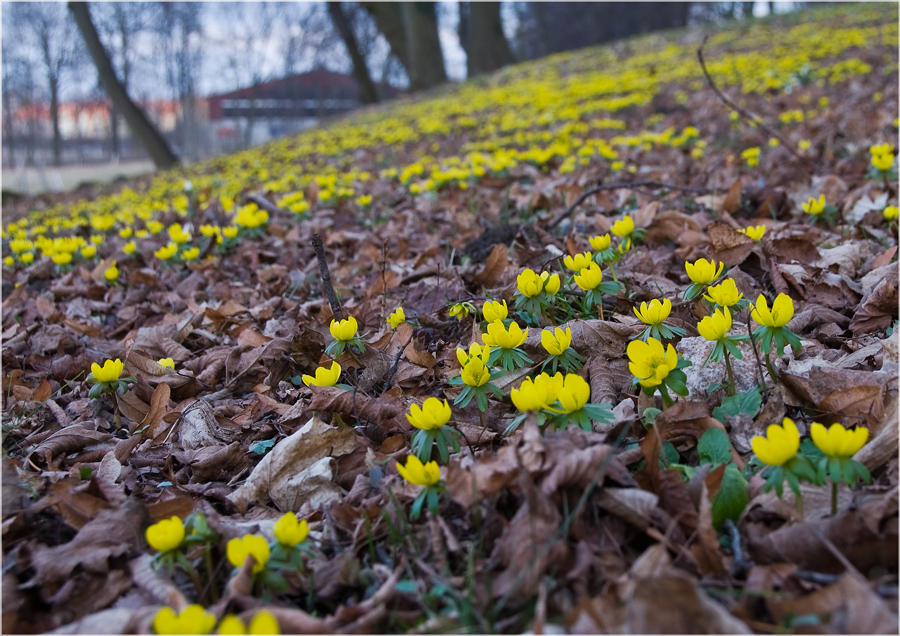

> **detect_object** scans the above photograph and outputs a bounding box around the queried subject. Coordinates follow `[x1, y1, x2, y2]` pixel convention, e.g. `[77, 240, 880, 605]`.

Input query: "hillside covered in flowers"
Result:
[2, 4, 898, 634]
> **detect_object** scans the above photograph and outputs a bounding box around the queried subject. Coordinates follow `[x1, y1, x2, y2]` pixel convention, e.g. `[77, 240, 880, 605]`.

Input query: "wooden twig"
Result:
[724, 519, 752, 578]
[244, 192, 289, 216]
[548, 180, 711, 230]
[311, 233, 344, 321]
[382, 333, 414, 395]
[697, 35, 818, 175]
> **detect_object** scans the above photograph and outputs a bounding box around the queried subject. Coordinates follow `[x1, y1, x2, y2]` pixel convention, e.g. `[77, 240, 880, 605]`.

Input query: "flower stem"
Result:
[203, 544, 219, 603]
[796, 493, 804, 521]
[764, 352, 779, 384]
[608, 262, 619, 283]
[723, 350, 735, 396]
[347, 347, 365, 369]
[831, 480, 838, 516]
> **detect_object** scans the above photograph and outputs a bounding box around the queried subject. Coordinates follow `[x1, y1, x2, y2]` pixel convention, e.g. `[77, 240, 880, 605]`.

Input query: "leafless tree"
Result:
[6, 2, 86, 166]
[458, 2, 514, 77]
[328, 2, 379, 104]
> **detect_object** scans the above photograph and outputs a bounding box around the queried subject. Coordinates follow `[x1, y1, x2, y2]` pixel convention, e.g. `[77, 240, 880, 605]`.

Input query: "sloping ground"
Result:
[2, 4, 898, 634]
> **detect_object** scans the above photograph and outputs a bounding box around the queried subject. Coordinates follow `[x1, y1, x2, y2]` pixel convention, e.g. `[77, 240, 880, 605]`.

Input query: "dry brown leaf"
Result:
[227, 416, 361, 514]
[595, 487, 658, 530]
[709, 222, 755, 266]
[849, 264, 898, 335]
[136, 382, 170, 437]
[177, 398, 234, 449]
[472, 242, 508, 288]
[29, 426, 114, 470]
[723, 177, 743, 213]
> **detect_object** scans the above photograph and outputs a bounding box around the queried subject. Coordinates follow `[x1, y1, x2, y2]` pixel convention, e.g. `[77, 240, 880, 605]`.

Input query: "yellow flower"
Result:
[273, 512, 309, 547]
[685, 258, 724, 285]
[810, 422, 868, 459]
[52, 252, 72, 266]
[145, 516, 185, 553]
[20, 252, 34, 264]
[627, 337, 678, 388]
[751, 417, 800, 466]
[222, 226, 239, 239]
[697, 307, 732, 342]
[633, 298, 671, 326]
[610, 216, 634, 237]
[456, 342, 490, 367]
[104, 262, 119, 282]
[448, 303, 471, 320]
[356, 195, 372, 206]
[553, 374, 591, 413]
[482, 321, 528, 350]
[541, 327, 572, 356]
[168, 223, 191, 244]
[871, 144, 895, 171]
[573, 262, 603, 291]
[123, 241, 136, 255]
[740, 225, 765, 241]
[751, 293, 794, 328]
[798, 139, 812, 151]
[330, 316, 358, 341]
[510, 373, 560, 412]
[802, 195, 826, 215]
[517, 268, 544, 297]
[460, 355, 491, 387]
[540, 271, 561, 295]
[227, 535, 270, 574]
[407, 397, 452, 431]
[884, 205, 898, 221]
[119, 227, 133, 239]
[200, 224, 220, 237]
[3, 256, 13, 267]
[563, 252, 593, 272]
[589, 234, 611, 251]
[81, 246, 97, 259]
[301, 361, 341, 387]
[768, 137, 780, 147]
[397, 455, 440, 487]
[182, 247, 200, 261]
[218, 611, 280, 635]
[91, 358, 123, 383]
[235, 204, 269, 229]
[482, 299, 508, 323]
[704, 278, 743, 307]
[147, 220, 164, 235]
[155, 243, 178, 260]
[153, 604, 216, 635]
[387, 307, 406, 329]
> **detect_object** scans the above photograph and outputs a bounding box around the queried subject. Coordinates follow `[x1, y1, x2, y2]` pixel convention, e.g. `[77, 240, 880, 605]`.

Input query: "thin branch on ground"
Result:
[382, 333, 414, 395]
[245, 192, 289, 216]
[549, 180, 711, 230]
[311, 232, 344, 321]
[724, 519, 752, 578]
[697, 35, 818, 175]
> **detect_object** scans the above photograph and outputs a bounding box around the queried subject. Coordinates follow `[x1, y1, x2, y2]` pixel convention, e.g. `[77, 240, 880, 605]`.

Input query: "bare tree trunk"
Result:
[363, 2, 446, 91]
[328, 2, 379, 104]
[68, 1, 179, 168]
[48, 74, 61, 165]
[460, 2, 513, 77]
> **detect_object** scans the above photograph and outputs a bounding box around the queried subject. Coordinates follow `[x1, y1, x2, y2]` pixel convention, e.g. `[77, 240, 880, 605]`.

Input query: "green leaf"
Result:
[711, 464, 749, 528]
[661, 441, 680, 468]
[712, 386, 761, 423]
[698, 427, 732, 465]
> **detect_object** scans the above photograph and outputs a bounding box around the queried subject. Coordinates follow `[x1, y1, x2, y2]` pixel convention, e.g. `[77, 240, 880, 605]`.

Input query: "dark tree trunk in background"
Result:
[328, 2, 379, 104]
[363, 2, 446, 91]
[512, 2, 691, 61]
[458, 2, 514, 77]
[68, 1, 179, 169]
[47, 73, 61, 165]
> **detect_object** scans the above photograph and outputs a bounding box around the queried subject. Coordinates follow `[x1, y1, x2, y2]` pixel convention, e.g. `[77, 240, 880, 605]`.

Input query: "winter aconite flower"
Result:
[458, 347, 491, 388]
[685, 258, 724, 285]
[104, 262, 119, 283]
[227, 535, 270, 574]
[871, 143, 895, 172]
[155, 243, 178, 260]
[482, 299, 508, 324]
[168, 223, 191, 244]
[302, 361, 341, 387]
[407, 397, 452, 431]
[541, 327, 572, 356]
[752, 417, 799, 466]
[397, 455, 440, 487]
[540, 271, 561, 295]
[698, 307, 732, 342]
[158, 358, 175, 370]
[751, 293, 794, 328]
[552, 374, 590, 414]
[563, 251, 593, 272]
[510, 373, 559, 414]
[802, 195, 826, 215]
[182, 247, 200, 261]
[884, 205, 898, 221]
[52, 252, 72, 266]
[611, 216, 634, 238]
[704, 278, 743, 309]
[573, 262, 603, 290]
[627, 337, 690, 405]
[634, 299, 671, 326]
[153, 604, 216, 635]
[146, 516, 185, 553]
[273, 512, 309, 547]
[740, 225, 766, 241]
[810, 422, 868, 459]
[91, 358, 124, 383]
[448, 302, 472, 320]
[387, 307, 406, 329]
[330, 317, 358, 341]
[589, 234, 611, 251]
[218, 611, 280, 635]
[123, 241, 136, 255]
[483, 321, 532, 371]
[517, 269, 545, 297]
